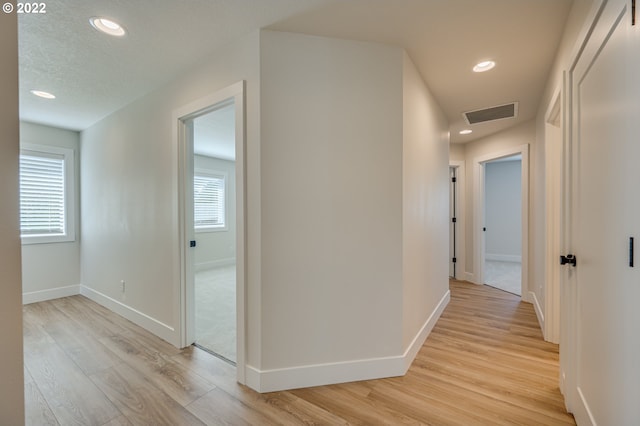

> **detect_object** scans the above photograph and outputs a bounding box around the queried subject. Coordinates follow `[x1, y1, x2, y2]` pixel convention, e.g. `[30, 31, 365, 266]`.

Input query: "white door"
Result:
[565, 0, 640, 423]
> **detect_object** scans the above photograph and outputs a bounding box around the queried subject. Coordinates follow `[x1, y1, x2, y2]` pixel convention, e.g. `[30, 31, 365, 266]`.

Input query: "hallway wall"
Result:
[458, 120, 535, 284]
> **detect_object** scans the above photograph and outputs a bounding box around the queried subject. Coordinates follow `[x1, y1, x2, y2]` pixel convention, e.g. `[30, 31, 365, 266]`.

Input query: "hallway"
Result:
[23, 280, 573, 425]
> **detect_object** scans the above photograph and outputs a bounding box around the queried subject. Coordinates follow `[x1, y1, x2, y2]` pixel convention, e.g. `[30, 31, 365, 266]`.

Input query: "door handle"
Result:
[560, 254, 577, 267]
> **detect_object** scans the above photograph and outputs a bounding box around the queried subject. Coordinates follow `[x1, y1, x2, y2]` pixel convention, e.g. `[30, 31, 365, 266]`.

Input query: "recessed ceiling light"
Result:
[90, 17, 126, 37]
[459, 129, 473, 135]
[473, 60, 496, 73]
[30, 90, 56, 99]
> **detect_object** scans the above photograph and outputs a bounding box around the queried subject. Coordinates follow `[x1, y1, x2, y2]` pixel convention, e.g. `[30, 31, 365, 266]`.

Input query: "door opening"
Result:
[175, 81, 246, 383]
[483, 155, 522, 296]
[190, 101, 237, 363]
[473, 145, 529, 300]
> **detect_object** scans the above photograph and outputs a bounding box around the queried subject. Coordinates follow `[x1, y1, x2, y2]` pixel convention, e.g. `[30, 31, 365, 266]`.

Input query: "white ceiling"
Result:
[193, 102, 236, 161]
[18, 0, 573, 148]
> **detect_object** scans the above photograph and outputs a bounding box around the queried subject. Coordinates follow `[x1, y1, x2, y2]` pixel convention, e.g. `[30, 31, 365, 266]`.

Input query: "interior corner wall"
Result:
[449, 143, 465, 162]
[80, 32, 261, 351]
[258, 30, 404, 384]
[0, 12, 25, 424]
[401, 52, 450, 352]
[20, 122, 81, 303]
[462, 120, 535, 283]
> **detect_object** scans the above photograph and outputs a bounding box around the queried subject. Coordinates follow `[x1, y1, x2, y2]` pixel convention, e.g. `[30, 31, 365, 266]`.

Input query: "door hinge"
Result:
[452, 257, 457, 263]
[452, 177, 457, 183]
[452, 217, 457, 223]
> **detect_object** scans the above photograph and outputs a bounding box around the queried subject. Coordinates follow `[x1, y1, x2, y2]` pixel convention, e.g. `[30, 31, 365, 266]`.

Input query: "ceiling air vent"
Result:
[463, 102, 518, 125]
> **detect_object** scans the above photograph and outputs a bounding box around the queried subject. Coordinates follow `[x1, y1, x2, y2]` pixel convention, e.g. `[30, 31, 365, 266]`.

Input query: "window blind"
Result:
[194, 174, 225, 228]
[19, 152, 66, 236]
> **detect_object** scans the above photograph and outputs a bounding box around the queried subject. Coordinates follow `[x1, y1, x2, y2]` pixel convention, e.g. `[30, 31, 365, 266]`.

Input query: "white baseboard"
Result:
[402, 289, 450, 371]
[464, 272, 476, 283]
[195, 257, 236, 272]
[80, 285, 178, 346]
[530, 291, 544, 333]
[485, 254, 522, 263]
[23, 285, 80, 304]
[574, 387, 597, 426]
[245, 289, 450, 393]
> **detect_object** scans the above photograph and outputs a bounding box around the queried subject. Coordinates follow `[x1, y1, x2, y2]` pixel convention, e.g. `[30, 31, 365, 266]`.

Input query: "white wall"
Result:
[256, 31, 449, 390]
[20, 122, 81, 303]
[401, 52, 450, 351]
[461, 120, 535, 283]
[485, 159, 522, 260]
[81, 27, 449, 393]
[80, 32, 261, 350]
[193, 155, 236, 270]
[449, 143, 465, 162]
[260, 30, 404, 370]
[0, 12, 25, 424]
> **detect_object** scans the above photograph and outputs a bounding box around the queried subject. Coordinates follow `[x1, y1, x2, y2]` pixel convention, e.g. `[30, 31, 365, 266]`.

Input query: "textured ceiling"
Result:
[18, 0, 574, 146]
[18, 0, 333, 131]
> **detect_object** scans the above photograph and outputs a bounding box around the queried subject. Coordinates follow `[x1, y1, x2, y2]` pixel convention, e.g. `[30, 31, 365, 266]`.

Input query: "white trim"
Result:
[543, 84, 563, 344]
[473, 145, 529, 301]
[195, 258, 236, 272]
[246, 290, 450, 393]
[22, 285, 80, 304]
[485, 254, 521, 263]
[80, 285, 177, 346]
[530, 290, 544, 332]
[194, 168, 228, 232]
[402, 289, 450, 371]
[464, 272, 476, 283]
[174, 81, 247, 385]
[574, 387, 597, 426]
[19, 143, 76, 245]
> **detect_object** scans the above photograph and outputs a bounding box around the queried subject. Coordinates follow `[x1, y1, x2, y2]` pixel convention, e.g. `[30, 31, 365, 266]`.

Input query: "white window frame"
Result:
[194, 169, 227, 233]
[19, 143, 76, 244]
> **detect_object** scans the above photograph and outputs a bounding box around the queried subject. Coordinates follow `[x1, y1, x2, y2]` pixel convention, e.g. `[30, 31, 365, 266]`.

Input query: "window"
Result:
[194, 171, 226, 231]
[19, 144, 75, 244]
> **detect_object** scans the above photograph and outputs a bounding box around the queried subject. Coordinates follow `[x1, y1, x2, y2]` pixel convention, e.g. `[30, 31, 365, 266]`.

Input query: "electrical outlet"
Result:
[121, 280, 125, 292]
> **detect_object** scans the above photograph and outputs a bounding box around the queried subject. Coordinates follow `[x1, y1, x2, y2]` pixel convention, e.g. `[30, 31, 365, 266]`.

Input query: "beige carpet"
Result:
[484, 260, 521, 296]
[195, 265, 236, 363]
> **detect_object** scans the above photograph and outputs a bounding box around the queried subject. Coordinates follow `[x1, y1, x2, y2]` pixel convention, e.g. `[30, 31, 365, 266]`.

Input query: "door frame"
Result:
[543, 86, 563, 344]
[174, 81, 246, 384]
[449, 160, 465, 280]
[473, 145, 529, 301]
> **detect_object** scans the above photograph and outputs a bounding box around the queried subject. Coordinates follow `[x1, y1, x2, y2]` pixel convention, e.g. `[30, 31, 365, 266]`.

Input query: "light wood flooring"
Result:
[23, 280, 575, 425]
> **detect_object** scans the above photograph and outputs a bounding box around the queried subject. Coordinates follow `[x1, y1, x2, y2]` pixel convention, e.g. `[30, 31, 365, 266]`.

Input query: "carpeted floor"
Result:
[484, 260, 521, 296]
[195, 265, 236, 363]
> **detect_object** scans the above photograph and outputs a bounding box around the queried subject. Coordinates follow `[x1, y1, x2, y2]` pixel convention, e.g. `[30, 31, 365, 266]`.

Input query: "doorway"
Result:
[473, 145, 529, 300]
[191, 101, 237, 363]
[483, 155, 522, 295]
[175, 82, 246, 383]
